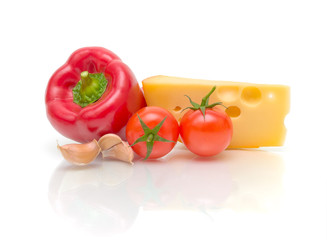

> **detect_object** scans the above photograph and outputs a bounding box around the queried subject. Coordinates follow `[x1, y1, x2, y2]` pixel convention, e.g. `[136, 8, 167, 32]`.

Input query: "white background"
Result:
[1, 0, 326, 239]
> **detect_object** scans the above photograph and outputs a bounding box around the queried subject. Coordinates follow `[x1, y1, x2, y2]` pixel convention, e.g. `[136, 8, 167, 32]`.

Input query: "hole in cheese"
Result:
[225, 106, 241, 118]
[173, 106, 182, 112]
[241, 87, 262, 105]
[217, 86, 239, 102]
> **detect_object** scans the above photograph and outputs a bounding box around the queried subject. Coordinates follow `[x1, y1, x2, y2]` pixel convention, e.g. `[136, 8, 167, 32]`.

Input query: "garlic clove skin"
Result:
[57, 139, 101, 165]
[102, 141, 134, 165]
[98, 134, 123, 151]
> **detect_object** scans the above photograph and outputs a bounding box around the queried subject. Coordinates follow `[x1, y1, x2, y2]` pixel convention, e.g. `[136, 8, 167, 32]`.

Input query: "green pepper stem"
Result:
[72, 71, 108, 108]
[80, 71, 91, 87]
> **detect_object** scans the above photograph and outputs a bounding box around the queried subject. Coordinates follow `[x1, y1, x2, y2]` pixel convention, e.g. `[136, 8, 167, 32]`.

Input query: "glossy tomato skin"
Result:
[180, 107, 233, 157]
[126, 106, 179, 159]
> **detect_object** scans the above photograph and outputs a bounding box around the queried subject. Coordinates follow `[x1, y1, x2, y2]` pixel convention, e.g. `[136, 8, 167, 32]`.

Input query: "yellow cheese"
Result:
[142, 75, 290, 148]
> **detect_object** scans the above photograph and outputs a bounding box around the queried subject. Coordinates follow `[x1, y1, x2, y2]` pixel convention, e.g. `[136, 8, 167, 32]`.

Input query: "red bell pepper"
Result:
[45, 47, 146, 143]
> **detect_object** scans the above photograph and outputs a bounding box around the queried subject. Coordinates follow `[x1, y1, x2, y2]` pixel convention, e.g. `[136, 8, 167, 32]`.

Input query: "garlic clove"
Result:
[98, 133, 123, 151]
[57, 139, 101, 165]
[102, 141, 134, 165]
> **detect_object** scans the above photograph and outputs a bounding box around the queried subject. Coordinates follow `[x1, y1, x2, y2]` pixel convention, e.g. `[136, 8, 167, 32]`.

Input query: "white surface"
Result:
[1, 0, 326, 239]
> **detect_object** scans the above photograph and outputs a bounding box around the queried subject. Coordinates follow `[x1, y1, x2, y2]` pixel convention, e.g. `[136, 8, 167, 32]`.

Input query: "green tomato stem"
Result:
[201, 86, 216, 106]
[130, 115, 175, 160]
[147, 134, 154, 143]
[182, 86, 225, 118]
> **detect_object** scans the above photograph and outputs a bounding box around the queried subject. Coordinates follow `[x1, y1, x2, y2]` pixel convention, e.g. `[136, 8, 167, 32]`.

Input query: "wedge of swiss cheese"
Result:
[142, 75, 290, 148]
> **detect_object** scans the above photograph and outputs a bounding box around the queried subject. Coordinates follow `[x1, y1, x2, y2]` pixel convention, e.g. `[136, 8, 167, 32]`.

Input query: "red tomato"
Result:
[180, 106, 233, 157]
[126, 106, 179, 160]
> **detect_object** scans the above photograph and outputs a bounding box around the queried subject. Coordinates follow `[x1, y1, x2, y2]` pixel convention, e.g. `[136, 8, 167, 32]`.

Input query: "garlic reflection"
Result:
[48, 159, 136, 236]
[49, 143, 284, 236]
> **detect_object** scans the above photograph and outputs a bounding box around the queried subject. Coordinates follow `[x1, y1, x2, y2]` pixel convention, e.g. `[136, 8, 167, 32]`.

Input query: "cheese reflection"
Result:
[49, 145, 284, 235]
